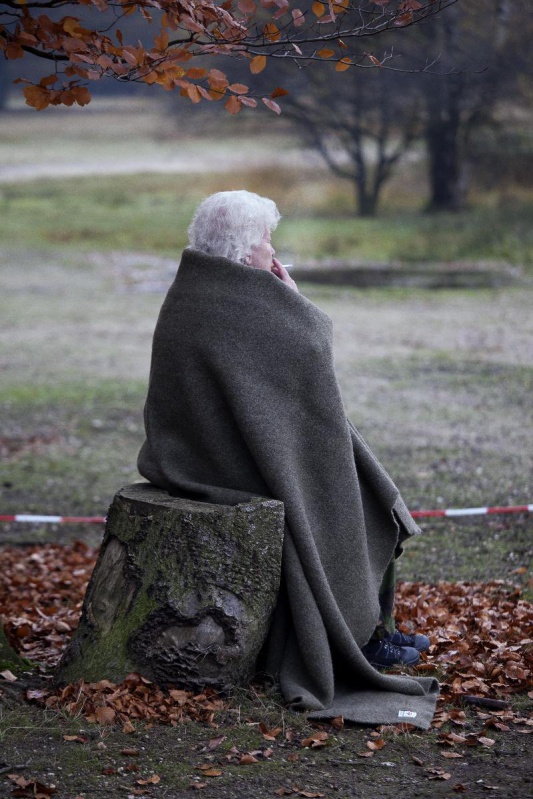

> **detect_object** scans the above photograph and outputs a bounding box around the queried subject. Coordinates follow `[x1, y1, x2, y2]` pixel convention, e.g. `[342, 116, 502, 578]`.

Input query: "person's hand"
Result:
[271, 257, 299, 293]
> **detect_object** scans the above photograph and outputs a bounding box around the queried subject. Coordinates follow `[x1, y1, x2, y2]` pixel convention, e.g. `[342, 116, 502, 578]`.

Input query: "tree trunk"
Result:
[55, 483, 285, 691]
[354, 159, 378, 218]
[425, 98, 465, 213]
[356, 185, 378, 218]
[0, 61, 10, 112]
[422, 5, 467, 213]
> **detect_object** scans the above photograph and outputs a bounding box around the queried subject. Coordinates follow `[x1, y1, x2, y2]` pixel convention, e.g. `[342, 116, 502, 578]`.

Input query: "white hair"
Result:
[187, 190, 281, 264]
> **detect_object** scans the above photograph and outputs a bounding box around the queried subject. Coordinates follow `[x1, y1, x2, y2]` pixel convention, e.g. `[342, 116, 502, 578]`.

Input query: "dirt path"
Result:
[0, 143, 317, 182]
[0, 102, 319, 182]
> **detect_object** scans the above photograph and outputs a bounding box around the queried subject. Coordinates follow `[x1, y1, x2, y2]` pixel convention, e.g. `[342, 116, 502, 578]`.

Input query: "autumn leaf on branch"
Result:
[0, 0, 459, 110]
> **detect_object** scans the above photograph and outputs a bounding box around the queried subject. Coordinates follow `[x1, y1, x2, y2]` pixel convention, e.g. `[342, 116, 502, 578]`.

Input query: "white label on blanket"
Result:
[398, 710, 417, 718]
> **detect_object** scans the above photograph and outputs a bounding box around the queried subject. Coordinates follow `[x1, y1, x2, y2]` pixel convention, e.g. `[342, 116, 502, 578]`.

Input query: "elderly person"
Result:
[138, 190, 438, 729]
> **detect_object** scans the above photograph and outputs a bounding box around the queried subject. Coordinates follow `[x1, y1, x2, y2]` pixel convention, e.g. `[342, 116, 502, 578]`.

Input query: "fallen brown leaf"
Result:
[136, 774, 160, 785]
[301, 731, 329, 748]
[122, 721, 135, 734]
[7, 774, 57, 797]
[95, 706, 116, 725]
[440, 732, 467, 745]
[207, 734, 226, 750]
[366, 738, 386, 751]
[7, 776, 30, 787]
[259, 722, 283, 740]
[239, 754, 260, 765]
[26, 689, 48, 701]
[478, 737, 496, 747]
[426, 767, 451, 780]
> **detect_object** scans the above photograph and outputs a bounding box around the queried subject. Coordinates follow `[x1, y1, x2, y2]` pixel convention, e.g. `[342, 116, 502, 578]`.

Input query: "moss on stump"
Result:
[1, 622, 30, 672]
[54, 483, 285, 691]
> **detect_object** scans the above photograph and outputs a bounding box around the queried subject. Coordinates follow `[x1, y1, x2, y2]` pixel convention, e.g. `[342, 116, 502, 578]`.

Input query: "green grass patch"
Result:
[0, 379, 146, 544]
[1, 172, 532, 269]
[282, 204, 533, 266]
[0, 378, 144, 409]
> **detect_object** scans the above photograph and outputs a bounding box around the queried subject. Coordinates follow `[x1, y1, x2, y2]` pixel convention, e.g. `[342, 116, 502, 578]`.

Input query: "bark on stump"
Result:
[1, 622, 29, 672]
[55, 483, 285, 691]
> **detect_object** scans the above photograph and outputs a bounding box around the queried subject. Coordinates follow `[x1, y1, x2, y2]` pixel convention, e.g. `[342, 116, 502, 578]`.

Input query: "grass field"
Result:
[1, 99, 532, 575]
[1, 246, 532, 588]
[1, 100, 532, 268]
[1, 100, 532, 799]
[2, 170, 533, 268]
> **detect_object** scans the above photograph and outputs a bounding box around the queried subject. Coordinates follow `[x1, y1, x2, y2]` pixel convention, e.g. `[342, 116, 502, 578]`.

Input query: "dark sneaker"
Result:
[387, 630, 430, 652]
[361, 638, 420, 669]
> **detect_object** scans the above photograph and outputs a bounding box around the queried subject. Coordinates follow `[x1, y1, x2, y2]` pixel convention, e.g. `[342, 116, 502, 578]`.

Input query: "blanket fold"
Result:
[138, 248, 439, 728]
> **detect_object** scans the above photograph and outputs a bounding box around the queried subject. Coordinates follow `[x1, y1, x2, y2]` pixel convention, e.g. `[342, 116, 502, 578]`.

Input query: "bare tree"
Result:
[284, 0, 532, 215]
[416, 0, 532, 211]
[284, 66, 422, 216]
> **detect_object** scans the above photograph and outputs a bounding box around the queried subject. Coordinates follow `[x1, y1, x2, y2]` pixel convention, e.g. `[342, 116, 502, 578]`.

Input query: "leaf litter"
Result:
[0, 541, 532, 799]
[1, 543, 531, 735]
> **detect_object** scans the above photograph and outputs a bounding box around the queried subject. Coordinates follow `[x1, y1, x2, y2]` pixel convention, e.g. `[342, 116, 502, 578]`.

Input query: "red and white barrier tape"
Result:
[410, 504, 533, 519]
[0, 504, 532, 525]
[0, 515, 106, 524]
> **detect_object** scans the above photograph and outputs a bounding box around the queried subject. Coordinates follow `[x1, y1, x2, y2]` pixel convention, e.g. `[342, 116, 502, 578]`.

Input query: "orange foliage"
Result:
[0, 0, 456, 111]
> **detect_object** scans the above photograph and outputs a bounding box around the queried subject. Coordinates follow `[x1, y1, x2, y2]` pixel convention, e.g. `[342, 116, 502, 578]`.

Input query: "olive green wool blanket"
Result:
[138, 248, 439, 729]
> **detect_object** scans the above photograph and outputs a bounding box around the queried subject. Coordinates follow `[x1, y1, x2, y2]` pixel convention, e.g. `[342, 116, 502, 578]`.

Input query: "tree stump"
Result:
[55, 483, 285, 691]
[1, 622, 29, 672]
